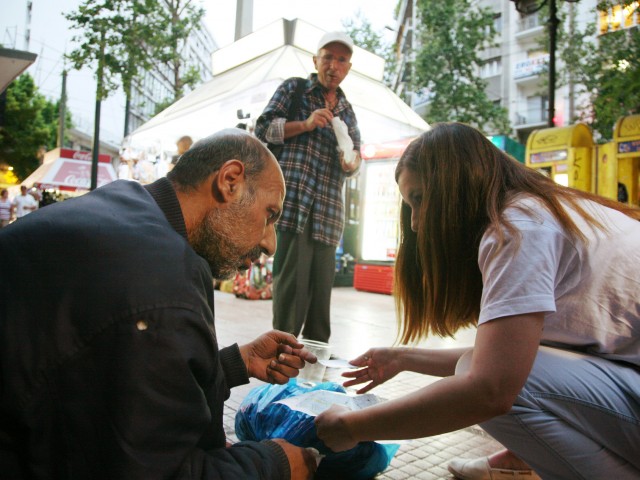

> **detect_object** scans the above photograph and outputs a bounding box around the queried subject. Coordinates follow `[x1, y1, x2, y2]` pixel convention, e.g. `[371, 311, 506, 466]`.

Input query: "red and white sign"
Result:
[59, 148, 111, 163]
[26, 149, 117, 192]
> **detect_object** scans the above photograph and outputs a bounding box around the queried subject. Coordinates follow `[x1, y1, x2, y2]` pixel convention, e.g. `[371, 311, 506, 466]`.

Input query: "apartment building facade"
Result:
[391, 0, 600, 144]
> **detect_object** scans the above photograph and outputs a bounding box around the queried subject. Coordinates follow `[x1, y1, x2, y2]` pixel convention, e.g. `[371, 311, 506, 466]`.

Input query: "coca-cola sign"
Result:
[39, 158, 117, 191]
[59, 148, 111, 163]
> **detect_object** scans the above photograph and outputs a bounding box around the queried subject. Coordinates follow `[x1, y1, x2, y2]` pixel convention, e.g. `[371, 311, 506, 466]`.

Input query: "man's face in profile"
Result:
[190, 158, 284, 280]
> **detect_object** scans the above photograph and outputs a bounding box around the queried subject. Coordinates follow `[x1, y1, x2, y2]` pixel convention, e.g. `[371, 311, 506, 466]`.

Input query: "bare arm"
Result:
[284, 108, 333, 139]
[342, 346, 471, 394]
[316, 313, 544, 450]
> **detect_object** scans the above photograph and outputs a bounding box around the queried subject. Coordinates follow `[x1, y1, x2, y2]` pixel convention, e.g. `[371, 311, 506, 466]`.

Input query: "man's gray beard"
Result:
[189, 205, 262, 280]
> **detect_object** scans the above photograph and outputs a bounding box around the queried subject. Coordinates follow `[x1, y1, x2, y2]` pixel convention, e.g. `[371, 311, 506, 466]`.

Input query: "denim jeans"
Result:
[480, 346, 640, 480]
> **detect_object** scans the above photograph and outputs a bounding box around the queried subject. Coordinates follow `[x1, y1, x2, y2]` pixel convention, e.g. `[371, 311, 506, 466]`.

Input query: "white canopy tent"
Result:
[125, 18, 429, 159]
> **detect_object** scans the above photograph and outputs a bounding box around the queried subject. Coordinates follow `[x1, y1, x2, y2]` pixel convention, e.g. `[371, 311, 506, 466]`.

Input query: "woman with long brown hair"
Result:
[315, 122, 640, 479]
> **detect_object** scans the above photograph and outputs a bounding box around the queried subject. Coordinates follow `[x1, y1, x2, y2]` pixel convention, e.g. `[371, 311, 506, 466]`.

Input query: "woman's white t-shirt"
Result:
[478, 195, 640, 367]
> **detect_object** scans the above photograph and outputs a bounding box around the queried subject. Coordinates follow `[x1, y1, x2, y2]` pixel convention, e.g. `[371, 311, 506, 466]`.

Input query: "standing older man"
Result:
[0, 129, 317, 479]
[255, 31, 362, 344]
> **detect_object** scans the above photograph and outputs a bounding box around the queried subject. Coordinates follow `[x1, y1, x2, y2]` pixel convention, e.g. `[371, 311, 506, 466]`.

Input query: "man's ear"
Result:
[212, 159, 245, 203]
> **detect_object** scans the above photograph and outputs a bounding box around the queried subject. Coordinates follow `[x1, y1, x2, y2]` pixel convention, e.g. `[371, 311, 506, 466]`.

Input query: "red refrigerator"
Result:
[354, 137, 414, 294]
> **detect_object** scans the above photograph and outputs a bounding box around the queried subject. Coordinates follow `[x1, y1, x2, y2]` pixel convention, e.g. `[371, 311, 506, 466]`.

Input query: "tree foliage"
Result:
[559, 2, 639, 141]
[151, 0, 205, 103]
[343, 10, 398, 87]
[65, 0, 206, 130]
[0, 74, 66, 180]
[65, 0, 132, 101]
[413, 0, 511, 134]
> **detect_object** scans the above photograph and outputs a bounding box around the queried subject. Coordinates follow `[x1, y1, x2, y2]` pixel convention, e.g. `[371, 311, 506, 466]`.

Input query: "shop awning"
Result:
[22, 148, 117, 192]
[0, 47, 37, 93]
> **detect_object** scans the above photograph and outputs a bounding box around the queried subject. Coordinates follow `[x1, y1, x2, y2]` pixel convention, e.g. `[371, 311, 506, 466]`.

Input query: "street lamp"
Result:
[510, 0, 580, 127]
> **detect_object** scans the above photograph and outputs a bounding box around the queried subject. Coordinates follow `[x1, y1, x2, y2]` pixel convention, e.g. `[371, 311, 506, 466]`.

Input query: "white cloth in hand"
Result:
[331, 117, 356, 164]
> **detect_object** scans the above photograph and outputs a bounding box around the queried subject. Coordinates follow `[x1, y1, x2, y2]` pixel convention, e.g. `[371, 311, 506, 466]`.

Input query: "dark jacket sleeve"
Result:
[218, 343, 250, 389]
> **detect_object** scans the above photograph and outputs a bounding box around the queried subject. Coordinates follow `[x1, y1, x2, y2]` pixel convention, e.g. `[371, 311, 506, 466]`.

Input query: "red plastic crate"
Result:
[354, 263, 394, 295]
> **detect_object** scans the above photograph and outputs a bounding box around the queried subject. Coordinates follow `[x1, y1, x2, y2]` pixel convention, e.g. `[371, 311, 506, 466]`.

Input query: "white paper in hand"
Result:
[331, 117, 356, 164]
[275, 390, 384, 417]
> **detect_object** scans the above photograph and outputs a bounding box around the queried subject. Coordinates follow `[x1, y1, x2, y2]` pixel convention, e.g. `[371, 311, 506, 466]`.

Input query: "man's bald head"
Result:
[168, 128, 277, 194]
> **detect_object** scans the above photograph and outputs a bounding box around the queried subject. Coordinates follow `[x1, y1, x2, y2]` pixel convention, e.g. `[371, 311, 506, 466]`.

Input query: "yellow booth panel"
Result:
[526, 123, 594, 155]
[615, 114, 640, 159]
[618, 157, 639, 206]
[526, 123, 595, 193]
[596, 142, 618, 201]
[570, 147, 592, 192]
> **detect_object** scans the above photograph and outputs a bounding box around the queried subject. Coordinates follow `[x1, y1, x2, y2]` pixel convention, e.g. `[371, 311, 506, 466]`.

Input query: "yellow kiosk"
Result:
[612, 114, 640, 206]
[525, 123, 594, 192]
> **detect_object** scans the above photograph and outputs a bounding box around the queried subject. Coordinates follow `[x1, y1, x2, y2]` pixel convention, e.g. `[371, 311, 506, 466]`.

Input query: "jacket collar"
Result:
[144, 177, 188, 240]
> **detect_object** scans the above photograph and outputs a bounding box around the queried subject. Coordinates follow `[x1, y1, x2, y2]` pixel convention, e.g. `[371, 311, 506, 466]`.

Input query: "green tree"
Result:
[151, 0, 205, 104]
[65, 0, 205, 136]
[119, 0, 163, 136]
[65, 0, 129, 101]
[413, 0, 511, 134]
[66, 0, 133, 188]
[66, 0, 149, 139]
[343, 9, 398, 87]
[0, 74, 58, 180]
[560, 2, 639, 141]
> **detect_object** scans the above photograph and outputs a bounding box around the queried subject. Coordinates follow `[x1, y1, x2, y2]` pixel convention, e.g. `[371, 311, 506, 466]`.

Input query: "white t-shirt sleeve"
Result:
[478, 210, 577, 324]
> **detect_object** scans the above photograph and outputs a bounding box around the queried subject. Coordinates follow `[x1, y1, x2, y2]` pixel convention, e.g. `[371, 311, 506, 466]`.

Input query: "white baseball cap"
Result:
[317, 31, 354, 53]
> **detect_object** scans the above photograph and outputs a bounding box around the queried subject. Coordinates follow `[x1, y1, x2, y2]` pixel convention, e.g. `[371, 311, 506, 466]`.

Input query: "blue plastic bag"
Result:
[235, 379, 400, 480]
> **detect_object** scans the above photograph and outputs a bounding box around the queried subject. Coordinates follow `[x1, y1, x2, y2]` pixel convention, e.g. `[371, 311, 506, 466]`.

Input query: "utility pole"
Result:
[58, 69, 67, 148]
[91, 29, 106, 191]
[547, 0, 558, 127]
[24, 0, 33, 50]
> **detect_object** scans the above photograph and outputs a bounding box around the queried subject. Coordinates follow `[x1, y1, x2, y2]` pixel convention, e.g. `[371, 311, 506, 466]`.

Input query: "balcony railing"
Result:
[515, 109, 547, 126]
[518, 14, 543, 32]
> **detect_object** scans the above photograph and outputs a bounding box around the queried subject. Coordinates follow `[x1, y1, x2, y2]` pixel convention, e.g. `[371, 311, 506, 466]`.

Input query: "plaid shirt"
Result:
[255, 74, 361, 247]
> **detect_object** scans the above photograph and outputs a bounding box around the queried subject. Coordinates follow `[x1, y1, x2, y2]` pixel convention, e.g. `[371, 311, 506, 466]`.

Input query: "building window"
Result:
[481, 57, 502, 78]
[493, 13, 503, 35]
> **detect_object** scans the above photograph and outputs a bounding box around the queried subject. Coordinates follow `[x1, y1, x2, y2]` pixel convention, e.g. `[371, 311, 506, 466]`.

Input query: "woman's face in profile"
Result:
[397, 168, 423, 233]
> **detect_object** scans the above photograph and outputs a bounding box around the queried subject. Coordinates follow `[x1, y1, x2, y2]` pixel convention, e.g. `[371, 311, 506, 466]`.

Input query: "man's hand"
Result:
[342, 348, 402, 394]
[339, 150, 361, 174]
[239, 330, 317, 384]
[271, 439, 318, 479]
[303, 108, 333, 131]
[314, 405, 358, 452]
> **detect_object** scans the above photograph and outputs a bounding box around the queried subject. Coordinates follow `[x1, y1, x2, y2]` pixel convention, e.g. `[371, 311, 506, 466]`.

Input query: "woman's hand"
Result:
[342, 348, 403, 394]
[239, 330, 317, 384]
[314, 405, 358, 452]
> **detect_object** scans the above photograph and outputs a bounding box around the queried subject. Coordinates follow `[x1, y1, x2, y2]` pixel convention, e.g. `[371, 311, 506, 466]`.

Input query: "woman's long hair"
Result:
[394, 122, 640, 344]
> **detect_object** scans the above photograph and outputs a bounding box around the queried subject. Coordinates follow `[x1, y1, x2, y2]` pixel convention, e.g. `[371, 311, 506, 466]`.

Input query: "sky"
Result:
[0, 0, 398, 148]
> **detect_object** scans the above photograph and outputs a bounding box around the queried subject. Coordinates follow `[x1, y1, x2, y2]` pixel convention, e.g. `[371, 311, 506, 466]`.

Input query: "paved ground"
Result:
[215, 286, 503, 479]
